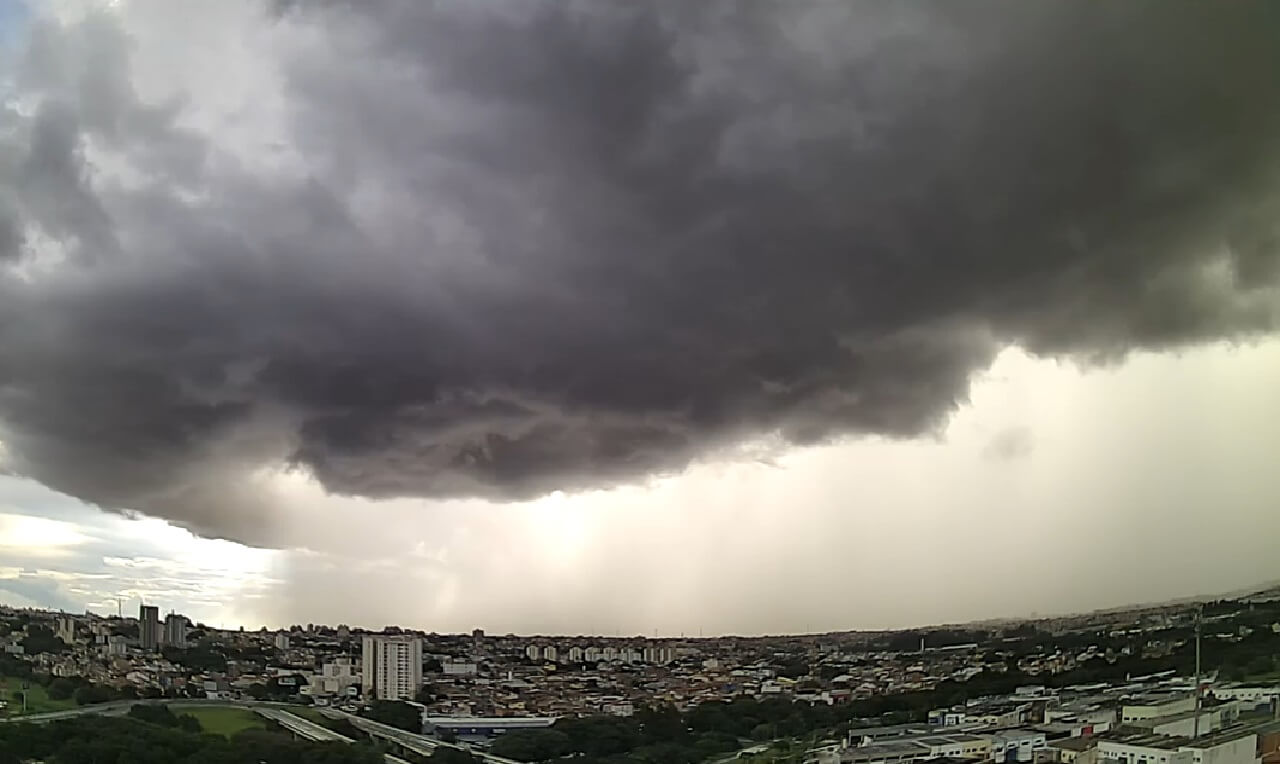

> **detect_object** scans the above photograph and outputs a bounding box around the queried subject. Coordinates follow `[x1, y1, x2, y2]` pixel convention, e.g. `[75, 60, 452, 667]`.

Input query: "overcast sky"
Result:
[0, 0, 1278, 635]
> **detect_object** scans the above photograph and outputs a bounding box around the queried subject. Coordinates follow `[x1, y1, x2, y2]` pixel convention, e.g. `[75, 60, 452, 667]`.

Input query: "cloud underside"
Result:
[0, 1, 1278, 544]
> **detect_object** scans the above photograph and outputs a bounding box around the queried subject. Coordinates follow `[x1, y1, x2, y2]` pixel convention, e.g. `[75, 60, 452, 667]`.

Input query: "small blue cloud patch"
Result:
[0, 0, 30, 49]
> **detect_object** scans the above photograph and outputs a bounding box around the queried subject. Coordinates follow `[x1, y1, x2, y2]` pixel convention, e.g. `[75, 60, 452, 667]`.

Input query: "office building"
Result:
[163, 613, 187, 649]
[105, 635, 128, 657]
[1123, 695, 1196, 723]
[139, 605, 160, 651]
[274, 632, 291, 651]
[442, 661, 478, 676]
[1097, 729, 1258, 764]
[309, 657, 360, 697]
[362, 635, 423, 701]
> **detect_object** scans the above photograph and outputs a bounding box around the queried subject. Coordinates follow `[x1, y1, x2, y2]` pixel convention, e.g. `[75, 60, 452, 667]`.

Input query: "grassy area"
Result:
[289, 706, 332, 725]
[183, 706, 266, 737]
[0, 676, 77, 716]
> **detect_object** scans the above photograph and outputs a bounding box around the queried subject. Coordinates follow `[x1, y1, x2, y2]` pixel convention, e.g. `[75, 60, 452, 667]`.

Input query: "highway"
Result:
[332, 710, 522, 764]
[0, 697, 305, 724]
[254, 708, 414, 764]
[255, 706, 355, 743]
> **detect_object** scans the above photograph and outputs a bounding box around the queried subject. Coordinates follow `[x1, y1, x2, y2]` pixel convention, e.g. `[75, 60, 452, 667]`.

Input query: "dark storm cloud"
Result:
[1, 1, 1279, 543]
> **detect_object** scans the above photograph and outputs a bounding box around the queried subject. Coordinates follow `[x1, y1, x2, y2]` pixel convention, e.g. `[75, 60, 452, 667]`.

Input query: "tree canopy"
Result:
[0, 714, 382, 764]
[367, 699, 422, 732]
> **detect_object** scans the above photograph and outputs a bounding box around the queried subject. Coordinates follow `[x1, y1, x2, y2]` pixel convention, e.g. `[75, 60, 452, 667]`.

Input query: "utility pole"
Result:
[1192, 605, 1203, 739]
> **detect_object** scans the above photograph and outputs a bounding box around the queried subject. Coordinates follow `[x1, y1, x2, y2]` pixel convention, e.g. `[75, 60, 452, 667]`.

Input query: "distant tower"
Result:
[139, 604, 160, 651]
[1192, 606, 1203, 739]
[163, 613, 188, 649]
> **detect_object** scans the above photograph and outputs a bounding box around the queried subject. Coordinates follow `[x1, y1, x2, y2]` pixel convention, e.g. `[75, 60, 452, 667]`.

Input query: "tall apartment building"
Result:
[56, 615, 77, 645]
[361, 635, 423, 701]
[163, 613, 187, 649]
[139, 605, 160, 651]
[643, 646, 675, 664]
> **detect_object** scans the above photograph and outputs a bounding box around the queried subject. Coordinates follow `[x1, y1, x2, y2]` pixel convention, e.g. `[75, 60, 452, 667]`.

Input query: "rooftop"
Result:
[1097, 731, 1187, 750]
[1047, 737, 1097, 752]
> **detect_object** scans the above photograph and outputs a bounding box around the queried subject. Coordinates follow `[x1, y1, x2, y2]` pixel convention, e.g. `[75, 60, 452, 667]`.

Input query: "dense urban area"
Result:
[1, 586, 1279, 764]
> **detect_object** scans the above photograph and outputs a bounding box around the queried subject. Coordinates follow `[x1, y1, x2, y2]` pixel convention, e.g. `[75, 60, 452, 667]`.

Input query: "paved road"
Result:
[0, 698, 308, 724]
[333, 710, 522, 764]
[251, 707, 415, 764]
[256, 707, 354, 743]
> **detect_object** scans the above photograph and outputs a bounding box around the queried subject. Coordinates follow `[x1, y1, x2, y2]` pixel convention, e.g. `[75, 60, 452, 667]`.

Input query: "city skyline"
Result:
[4, 568, 1278, 641]
[1, 1, 1280, 637]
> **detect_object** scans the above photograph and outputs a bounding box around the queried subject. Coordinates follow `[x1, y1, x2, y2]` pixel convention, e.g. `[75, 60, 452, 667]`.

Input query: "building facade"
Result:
[163, 613, 187, 649]
[139, 605, 160, 651]
[362, 635, 423, 701]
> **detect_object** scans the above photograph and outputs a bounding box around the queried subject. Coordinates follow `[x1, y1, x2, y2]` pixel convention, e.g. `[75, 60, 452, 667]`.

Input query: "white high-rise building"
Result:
[542, 645, 558, 662]
[362, 635, 423, 701]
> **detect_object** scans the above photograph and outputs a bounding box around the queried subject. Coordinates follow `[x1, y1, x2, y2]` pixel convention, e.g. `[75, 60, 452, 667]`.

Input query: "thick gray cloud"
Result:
[1, 1, 1279, 544]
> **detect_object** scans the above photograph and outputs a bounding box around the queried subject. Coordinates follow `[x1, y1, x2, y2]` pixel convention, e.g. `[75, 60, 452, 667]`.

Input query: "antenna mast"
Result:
[1192, 605, 1203, 739]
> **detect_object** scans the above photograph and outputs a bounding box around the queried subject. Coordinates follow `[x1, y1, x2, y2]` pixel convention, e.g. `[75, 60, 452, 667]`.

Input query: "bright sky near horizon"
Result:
[1, 0, 1278, 635]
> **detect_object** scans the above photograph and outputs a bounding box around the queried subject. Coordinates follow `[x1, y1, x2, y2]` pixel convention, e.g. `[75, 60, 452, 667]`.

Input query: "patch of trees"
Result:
[491, 729, 573, 761]
[129, 703, 203, 732]
[18, 625, 66, 655]
[0, 655, 32, 678]
[430, 747, 480, 764]
[325, 716, 368, 741]
[881, 629, 990, 652]
[20, 674, 128, 706]
[491, 704, 763, 764]
[0, 714, 383, 764]
[163, 647, 228, 673]
[367, 699, 422, 732]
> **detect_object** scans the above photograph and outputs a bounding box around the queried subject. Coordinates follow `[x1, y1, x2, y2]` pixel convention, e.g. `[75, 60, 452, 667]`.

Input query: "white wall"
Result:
[1123, 698, 1195, 723]
[1182, 734, 1258, 764]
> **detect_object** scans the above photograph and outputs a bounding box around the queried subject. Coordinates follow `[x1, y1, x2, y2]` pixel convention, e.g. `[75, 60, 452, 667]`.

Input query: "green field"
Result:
[183, 706, 266, 737]
[1, 676, 77, 716]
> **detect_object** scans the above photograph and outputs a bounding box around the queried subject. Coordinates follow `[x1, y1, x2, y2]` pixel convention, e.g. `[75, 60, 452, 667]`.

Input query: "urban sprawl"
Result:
[2, 585, 1279, 764]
